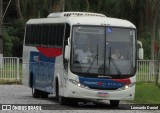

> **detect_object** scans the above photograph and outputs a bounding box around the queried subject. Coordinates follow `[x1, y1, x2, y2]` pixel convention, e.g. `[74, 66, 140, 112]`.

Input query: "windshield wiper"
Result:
[87, 45, 99, 73]
[109, 46, 111, 67]
[108, 46, 122, 76]
[111, 58, 122, 75]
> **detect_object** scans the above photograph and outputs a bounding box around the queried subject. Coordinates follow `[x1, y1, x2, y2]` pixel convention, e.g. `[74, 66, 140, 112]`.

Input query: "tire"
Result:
[59, 96, 67, 105]
[29, 72, 33, 88]
[110, 100, 120, 107]
[32, 88, 41, 98]
[55, 79, 59, 100]
[55, 79, 67, 105]
[41, 91, 49, 98]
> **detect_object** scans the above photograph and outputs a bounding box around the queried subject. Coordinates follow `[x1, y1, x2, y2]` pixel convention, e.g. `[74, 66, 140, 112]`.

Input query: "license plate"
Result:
[97, 92, 108, 97]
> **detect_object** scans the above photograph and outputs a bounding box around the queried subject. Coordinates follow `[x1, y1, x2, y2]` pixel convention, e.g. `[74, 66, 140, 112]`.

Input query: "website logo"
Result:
[2, 105, 11, 110]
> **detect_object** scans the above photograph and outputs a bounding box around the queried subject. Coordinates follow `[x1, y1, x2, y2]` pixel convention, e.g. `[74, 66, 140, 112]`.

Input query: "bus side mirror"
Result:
[65, 45, 70, 60]
[138, 48, 144, 60]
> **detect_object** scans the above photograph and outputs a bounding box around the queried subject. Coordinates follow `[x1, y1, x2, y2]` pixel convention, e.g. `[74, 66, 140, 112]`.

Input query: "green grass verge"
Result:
[0, 63, 22, 80]
[133, 82, 160, 104]
[0, 79, 22, 84]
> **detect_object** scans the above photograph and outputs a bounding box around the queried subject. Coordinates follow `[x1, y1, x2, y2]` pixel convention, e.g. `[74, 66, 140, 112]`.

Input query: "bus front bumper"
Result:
[64, 81, 135, 100]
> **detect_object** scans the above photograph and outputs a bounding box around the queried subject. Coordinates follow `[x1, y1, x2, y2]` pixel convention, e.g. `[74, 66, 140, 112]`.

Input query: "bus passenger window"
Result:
[36, 25, 42, 45]
[30, 25, 35, 45]
[48, 24, 55, 47]
[25, 25, 30, 45]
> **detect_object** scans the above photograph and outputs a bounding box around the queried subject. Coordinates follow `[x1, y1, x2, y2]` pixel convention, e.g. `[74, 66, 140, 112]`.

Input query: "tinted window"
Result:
[25, 23, 65, 48]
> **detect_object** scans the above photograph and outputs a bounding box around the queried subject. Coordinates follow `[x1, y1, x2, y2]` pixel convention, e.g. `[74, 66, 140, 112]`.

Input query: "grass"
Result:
[0, 79, 22, 84]
[132, 82, 160, 104]
[0, 62, 22, 79]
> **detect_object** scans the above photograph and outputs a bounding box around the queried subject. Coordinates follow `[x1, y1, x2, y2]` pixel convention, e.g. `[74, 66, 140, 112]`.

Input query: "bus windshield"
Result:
[71, 26, 136, 78]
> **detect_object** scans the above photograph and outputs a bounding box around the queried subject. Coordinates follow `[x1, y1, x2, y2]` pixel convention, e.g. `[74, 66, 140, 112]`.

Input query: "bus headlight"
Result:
[118, 83, 135, 90]
[69, 79, 88, 88]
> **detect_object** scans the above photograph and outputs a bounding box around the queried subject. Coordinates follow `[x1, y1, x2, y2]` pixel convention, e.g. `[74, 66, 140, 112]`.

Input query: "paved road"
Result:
[0, 85, 159, 113]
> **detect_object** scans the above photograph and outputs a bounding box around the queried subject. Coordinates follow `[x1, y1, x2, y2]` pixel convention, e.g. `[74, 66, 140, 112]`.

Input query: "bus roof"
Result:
[26, 12, 136, 28]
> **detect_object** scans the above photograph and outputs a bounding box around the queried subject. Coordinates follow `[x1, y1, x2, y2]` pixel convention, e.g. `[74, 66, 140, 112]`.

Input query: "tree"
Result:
[15, 0, 23, 23]
[85, 0, 89, 11]
[21, 0, 52, 19]
[3, 31, 13, 57]
[3, 0, 160, 60]
[147, 0, 159, 60]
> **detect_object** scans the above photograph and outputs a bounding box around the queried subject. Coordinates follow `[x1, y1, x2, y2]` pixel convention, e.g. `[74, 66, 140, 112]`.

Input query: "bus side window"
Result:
[57, 24, 64, 47]
[30, 25, 35, 46]
[34, 25, 38, 46]
[25, 25, 30, 45]
[40, 24, 43, 46]
[48, 24, 55, 47]
[45, 24, 49, 46]
[41, 24, 48, 46]
[36, 25, 42, 46]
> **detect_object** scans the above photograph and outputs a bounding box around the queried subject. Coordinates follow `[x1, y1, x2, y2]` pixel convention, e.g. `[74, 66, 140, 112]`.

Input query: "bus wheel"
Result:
[55, 79, 59, 100]
[29, 72, 33, 88]
[55, 79, 67, 105]
[32, 88, 41, 98]
[110, 100, 120, 107]
[59, 96, 67, 105]
[41, 91, 49, 98]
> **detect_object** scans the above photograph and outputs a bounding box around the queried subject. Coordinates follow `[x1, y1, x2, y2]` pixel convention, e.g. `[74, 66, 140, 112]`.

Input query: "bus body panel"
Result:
[22, 46, 62, 94]
[22, 12, 137, 102]
[61, 71, 136, 100]
[65, 82, 135, 100]
[26, 16, 135, 29]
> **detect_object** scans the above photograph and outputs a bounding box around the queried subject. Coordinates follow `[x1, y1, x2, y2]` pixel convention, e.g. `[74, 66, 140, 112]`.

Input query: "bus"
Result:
[22, 12, 143, 107]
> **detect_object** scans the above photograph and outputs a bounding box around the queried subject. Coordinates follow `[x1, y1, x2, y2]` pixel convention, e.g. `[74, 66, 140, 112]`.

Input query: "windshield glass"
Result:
[71, 26, 136, 78]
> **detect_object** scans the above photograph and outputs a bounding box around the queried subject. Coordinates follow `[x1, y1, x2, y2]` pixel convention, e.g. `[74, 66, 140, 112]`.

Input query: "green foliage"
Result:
[11, 37, 22, 57]
[21, 0, 54, 18]
[2, 31, 22, 57]
[65, 0, 87, 11]
[134, 83, 160, 104]
[2, 0, 159, 58]
[139, 32, 151, 59]
[3, 19, 24, 57]
[2, 32, 13, 57]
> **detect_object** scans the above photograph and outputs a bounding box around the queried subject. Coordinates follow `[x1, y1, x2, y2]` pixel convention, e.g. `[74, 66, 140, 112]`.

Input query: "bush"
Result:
[139, 32, 151, 59]
[2, 32, 13, 57]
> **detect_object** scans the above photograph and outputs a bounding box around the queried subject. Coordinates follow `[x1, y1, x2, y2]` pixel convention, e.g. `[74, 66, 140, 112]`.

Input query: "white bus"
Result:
[22, 12, 141, 107]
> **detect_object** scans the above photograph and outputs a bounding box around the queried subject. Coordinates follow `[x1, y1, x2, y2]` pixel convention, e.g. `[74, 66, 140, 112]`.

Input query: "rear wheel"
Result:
[41, 91, 49, 98]
[110, 100, 120, 107]
[32, 88, 41, 98]
[32, 88, 49, 98]
[30, 72, 48, 98]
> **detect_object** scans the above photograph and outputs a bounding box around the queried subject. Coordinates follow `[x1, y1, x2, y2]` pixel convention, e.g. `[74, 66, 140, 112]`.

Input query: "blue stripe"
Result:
[79, 76, 124, 89]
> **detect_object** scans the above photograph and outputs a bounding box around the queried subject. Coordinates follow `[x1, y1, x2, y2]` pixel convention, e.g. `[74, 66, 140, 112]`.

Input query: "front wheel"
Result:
[59, 96, 68, 105]
[55, 79, 67, 105]
[110, 100, 120, 107]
